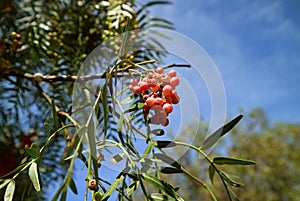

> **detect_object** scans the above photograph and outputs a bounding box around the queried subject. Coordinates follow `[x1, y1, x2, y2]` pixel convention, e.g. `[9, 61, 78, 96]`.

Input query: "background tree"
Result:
[166, 108, 300, 201]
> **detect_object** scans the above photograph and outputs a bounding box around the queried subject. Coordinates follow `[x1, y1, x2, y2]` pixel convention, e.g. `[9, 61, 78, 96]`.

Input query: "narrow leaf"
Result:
[4, 180, 15, 201]
[213, 157, 256, 166]
[202, 115, 243, 150]
[155, 141, 177, 148]
[227, 187, 240, 201]
[219, 171, 244, 188]
[28, 162, 41, 192]
[160, 167, 183, 174]
[126, 181, 139, 196]
[153, 153, 181, 170]
[51, 99, 60, 130]
[69, 178, 78, 195]
[148, 193, 176, 201]
[208, 164, 215, 184]
[102, 175, 125, 199]
[142, 174, 181, 200]
[44, 123, 50, 135]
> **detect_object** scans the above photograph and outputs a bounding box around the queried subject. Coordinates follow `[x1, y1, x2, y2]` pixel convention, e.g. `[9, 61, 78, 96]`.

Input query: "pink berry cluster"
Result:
[129, 67, 180, 126]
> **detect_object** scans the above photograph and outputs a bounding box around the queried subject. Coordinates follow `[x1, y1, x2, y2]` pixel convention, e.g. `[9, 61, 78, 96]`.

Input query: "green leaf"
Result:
[219, 171, 244, 188]
[102, 175, 125, 200]
[142, 174, 182, 200]
[148, 193, 177, 201]
[4, 180, 15, 201]
[160, 167, 183, 174]
[151, 129, 165, 136]
[213, 157, 256, 166]
[51, 99, 60, 130]
[208, 164, 215, 184]
[44, 122, 51, 135]
[25, 143, 40, 158]
[202, 115, 243, 150]
[126, 181, 139, 196]
[101, 84, 109, 136]
[153, 153, 182, 170]
[69, 178, 78, 195]
[155, 141, 177, 148]
[28, 162, 41, 192]
[227, 187, 240, 201]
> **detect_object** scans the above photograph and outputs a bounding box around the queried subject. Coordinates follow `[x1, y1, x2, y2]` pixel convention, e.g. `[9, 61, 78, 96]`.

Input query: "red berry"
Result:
[168, 70, 177, 77]
[161, 118, 169, 126]
[163, 103, 173, 114]
[151, 85, 160, 92]
[170, 77, 180, 87]
[162, 85, 173, 96]
[154, 97, 164, 106]
[171, 90, 180, 104]
[146, 96, 155, 107]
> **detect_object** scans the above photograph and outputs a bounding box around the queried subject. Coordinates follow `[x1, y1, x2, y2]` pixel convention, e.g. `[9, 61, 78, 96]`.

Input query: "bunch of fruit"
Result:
[129, 67, 180, 126]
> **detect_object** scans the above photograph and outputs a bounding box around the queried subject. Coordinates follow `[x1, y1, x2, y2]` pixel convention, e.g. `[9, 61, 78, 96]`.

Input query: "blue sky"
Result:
[48, 1, 300, 200]
[149, 0, 300, 123]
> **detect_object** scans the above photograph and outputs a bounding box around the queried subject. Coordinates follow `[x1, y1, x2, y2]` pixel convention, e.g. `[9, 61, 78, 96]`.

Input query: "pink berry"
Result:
[170, 77, 180, 87]
[163, 103, 173, 114]
[155, 67, 164, 74]
[150, 114, 160, 125]
[168, 70, 177, 77]
[139, 81, 149, 92]
[130, 79, 138, 86]
[133, 86, 142, 94]
[148, 78, 157, 87]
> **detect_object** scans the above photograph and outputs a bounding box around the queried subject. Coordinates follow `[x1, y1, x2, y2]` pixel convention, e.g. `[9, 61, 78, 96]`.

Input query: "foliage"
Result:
[165, 108, 300, 201]
[0, 0, 255, 200]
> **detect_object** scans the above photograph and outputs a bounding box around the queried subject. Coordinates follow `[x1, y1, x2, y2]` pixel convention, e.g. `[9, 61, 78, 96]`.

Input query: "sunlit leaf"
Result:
[148, 193, 177, 201]
[28, 162, 41, 192]
[4, 180, 15, 201]
[126, 181, 139, 196]
[102, 175, 125, 199]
